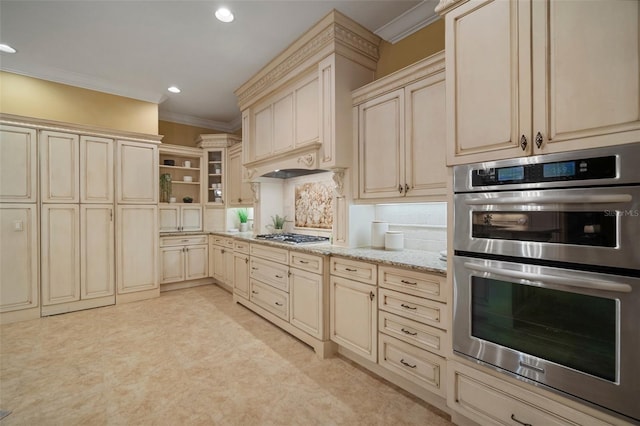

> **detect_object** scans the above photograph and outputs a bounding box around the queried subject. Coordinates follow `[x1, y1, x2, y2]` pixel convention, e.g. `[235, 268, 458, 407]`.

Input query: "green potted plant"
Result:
[182, 196, 193, 203]
[237, 208, 249, 232]
[270, 214, 287, 233]
[159, 173, 172, 203]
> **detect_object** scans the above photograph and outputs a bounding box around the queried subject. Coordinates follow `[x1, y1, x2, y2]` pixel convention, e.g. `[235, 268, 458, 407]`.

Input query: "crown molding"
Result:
[375, 1, 441, 44]
[158, 110, 241, 133]
[0, 65, 165, 104]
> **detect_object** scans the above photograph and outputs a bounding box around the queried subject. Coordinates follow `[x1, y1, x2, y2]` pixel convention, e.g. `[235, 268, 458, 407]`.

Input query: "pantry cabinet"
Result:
[116, 205, 158, 294]
[443, 0, 640, 165]
[0, 125, 37, 203]
[80, 136, 114, 204]
[0, 204, 38, 313]
[353, 52, 446, 201]
[116, 140, 158, 204]
[40, 131, 80, 203]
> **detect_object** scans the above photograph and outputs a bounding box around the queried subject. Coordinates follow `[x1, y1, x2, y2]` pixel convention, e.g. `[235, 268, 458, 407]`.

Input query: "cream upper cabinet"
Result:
[236, 11, 380, 177]
[0, 125, 37, 203]
[159, 205, 202, 233]
[0, 204, 39, 313]
[116, 140, 158, 204]
[443, 0, 639, 165]
[227, 144, 252, 207]
[40, 131, 80, 203]
[116, 205, 158, 294]
[80, 136, 114, 204]
[354, 52, 447, 201]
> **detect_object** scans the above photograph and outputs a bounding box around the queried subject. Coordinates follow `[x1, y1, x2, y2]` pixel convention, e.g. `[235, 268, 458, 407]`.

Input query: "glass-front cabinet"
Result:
[206, 149, 224, 205]
[196, 134, 242, 208]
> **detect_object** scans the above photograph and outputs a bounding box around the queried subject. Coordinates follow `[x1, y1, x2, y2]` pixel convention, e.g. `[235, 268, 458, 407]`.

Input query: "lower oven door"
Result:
[453, 255, 640, 422]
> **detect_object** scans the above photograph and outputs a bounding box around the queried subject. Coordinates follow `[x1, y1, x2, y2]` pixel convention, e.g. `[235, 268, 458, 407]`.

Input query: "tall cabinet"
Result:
[0, 125, 39, 323]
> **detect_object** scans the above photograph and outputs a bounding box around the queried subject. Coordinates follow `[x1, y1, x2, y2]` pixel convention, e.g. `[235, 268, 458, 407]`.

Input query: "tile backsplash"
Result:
[374, 203, 447, 253]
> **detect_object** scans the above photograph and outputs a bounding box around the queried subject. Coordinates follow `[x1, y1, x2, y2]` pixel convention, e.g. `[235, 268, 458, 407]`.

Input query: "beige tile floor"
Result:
[0, 285, 454, 425]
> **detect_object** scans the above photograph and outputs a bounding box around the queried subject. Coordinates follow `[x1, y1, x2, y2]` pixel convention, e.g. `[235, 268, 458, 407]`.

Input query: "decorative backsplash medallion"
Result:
[294, 182, 333, 229]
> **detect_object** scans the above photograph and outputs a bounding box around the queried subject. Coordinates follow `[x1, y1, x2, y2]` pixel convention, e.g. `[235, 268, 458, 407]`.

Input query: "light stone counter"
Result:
[210, 231, 447, 276]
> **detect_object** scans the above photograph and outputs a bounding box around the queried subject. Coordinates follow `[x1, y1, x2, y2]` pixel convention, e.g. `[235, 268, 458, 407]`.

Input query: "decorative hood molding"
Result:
[244, 143, 327, 180]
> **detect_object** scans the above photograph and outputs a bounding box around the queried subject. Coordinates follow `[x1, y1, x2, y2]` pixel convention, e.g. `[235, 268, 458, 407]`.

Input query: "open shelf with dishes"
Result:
[159, 146, 202, 204]
[206, 150, 224, 204]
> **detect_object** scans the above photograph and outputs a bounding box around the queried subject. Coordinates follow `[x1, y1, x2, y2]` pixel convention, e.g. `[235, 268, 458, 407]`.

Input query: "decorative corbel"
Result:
[297, 153, 315, 167]
[250, 182, 260, 202]
[332, 168, 346, 197]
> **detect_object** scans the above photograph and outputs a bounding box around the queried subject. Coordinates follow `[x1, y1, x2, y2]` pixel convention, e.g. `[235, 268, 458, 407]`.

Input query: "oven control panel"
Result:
[472, 155, 616, 187]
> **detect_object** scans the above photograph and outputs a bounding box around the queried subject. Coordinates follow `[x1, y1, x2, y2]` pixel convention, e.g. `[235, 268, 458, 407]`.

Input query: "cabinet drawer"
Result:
[233, 240, 250, 254]
[211, 235, 233, 247]
[250, 279, 289, 321]
[329, 257, 377, 285]
[250, 243, 289, 264]
[451, 363, 611, 426]
[379, 311, 446, 357]
[378, 333, 445, 396]
[250, 258, 289, 292]
[378, 266, 446, 303]
[161, 235, 207, 247]
[378, 288, 448, 330]
[289, 251, 323, 274]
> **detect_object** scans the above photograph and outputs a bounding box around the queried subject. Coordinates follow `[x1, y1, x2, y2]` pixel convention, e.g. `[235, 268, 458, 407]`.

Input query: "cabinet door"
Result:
[80, 136, 114, 203]
[41, 204, 80, 305]
[532, 0, 640, 153]
[295, 74, 319, 147]
[116, 140, 158, 204]
[40, 131, 80, 203]
[160, 246, 185, 284]
[227, 147, 253, 206]
[185, 245, 208, 281]
[116, 205, 158, 293]
[223, 248, 234, 286]
[404, 76, 447, 199]
[233, 253, 250, 299]
[181, 205, 202, 232]
[0, 125, 37, 203]
[290, 268, 323, 339]
[81, 205, 115, 299]
[253, 104, 273, 159]
[329, 275, 377, 362]
[273, 92, 294, 154]
[358, 89, 404, 199]
[212, 245, 225, 282]
[445, 0, 532, 164]
[159, 206, 180, 232]
[0, 204, 38, 312]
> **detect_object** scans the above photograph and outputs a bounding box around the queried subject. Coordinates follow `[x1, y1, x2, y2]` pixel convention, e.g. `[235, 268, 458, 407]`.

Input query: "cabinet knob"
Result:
[520, 135, 528, 150]
[238, 198, 242, 202]
[245, 257, 249, 264]
[398, 184, 403, 194]
[369, 291, 375, 301]
[404, 183, 409, 194]
[535, 131, 544, 149]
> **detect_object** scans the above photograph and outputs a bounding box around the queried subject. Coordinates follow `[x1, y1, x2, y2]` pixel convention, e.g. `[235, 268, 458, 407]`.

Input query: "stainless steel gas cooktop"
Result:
[255, 233, 330, 244]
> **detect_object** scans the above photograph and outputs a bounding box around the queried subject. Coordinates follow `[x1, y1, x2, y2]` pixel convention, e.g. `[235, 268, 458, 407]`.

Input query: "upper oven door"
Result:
[454, 185, 640, 270]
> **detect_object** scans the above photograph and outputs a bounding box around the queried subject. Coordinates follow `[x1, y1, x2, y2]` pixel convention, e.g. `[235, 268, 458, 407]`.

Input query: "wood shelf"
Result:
[160, 165, 200, 171]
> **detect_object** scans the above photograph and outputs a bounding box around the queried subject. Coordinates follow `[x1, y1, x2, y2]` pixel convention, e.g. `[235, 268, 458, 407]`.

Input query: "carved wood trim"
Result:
[435, 0, 467, 15]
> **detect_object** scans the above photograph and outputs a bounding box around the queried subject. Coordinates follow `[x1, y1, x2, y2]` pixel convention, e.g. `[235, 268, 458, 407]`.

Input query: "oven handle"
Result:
[464, 194, 632, 205]
[463, 262, 632, 293]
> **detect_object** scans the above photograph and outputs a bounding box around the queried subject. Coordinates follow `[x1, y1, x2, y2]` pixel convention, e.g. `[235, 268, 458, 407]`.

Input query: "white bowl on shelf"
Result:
[183, 176, 193, 182]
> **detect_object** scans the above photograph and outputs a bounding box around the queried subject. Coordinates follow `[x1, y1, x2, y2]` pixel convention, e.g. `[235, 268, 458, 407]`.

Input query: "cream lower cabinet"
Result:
[232, 239, 250, 299]
[41, 204, 115, 315]
[116, 205, 158, 294]
[159, 205, 202, 232]
[160, 235, 208, 285]
[442, 0, 640, 165]
[289, 251, 326, 340]
[329, 257, 378, 362]
[210, 236, 234, 289]
[354, 53, 446, 201]
[0, 204, 38, 314]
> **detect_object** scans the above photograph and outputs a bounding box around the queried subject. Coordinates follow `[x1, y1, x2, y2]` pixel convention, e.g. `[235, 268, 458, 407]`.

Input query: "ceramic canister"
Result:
[385, 231, 404, 251]
[371, 221, 389, 249]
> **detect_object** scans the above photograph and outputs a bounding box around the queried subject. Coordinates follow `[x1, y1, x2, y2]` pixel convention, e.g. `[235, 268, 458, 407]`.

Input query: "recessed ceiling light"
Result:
[0, 44, 17, 53]
[168, 86, 181, 93]
[215, 7, 234, 23]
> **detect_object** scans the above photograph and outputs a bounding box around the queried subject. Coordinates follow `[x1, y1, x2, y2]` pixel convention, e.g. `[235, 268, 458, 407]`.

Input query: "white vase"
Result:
[240, 223, 248, 232]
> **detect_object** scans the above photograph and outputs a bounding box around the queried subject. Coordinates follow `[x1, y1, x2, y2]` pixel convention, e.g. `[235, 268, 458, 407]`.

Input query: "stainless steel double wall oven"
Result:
[452, 144, 640, 423]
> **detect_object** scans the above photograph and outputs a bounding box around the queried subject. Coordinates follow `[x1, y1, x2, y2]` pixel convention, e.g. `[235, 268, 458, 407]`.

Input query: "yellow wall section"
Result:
[375, 19, 445, 79]
[159, 120, 222, 147]
[0, 72, 158, 134]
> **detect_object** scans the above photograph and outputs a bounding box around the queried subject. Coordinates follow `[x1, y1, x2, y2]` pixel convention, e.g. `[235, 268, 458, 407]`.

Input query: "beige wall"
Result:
[0, 71, 158, 135]
[159, 120, 222, 147]
[375, 19, 445, 79]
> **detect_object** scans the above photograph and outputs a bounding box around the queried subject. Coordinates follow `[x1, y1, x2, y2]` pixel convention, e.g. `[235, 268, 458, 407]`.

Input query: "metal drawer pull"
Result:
[275, 302, 283, 306]
[465, 194, 632, 205]
[345, 268, 357, 272]
[251, 267, 258, 270]
[251, 290, 258, 294]
[400, 303, 417, 310]
[275, 275, 283, 279]
[400, 279, 417, 285]
[510, 414, 532, 426]
[181, 239, 189, 242]
[298, 260, 309, 264]
[401, 328, 417, 336]
[400, 359, 416, 368]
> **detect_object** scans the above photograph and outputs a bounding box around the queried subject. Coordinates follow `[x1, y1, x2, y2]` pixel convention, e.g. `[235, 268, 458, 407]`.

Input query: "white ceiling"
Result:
[0, 1, 439, 132]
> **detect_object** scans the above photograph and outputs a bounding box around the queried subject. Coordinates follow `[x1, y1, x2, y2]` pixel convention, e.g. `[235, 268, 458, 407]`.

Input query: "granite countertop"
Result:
[160, 231, 209, 237]
[209, 231, 447, 276]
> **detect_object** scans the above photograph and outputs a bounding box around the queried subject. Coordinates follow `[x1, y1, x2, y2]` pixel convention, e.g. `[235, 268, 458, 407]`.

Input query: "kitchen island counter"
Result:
[210, 231, 446, 276]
